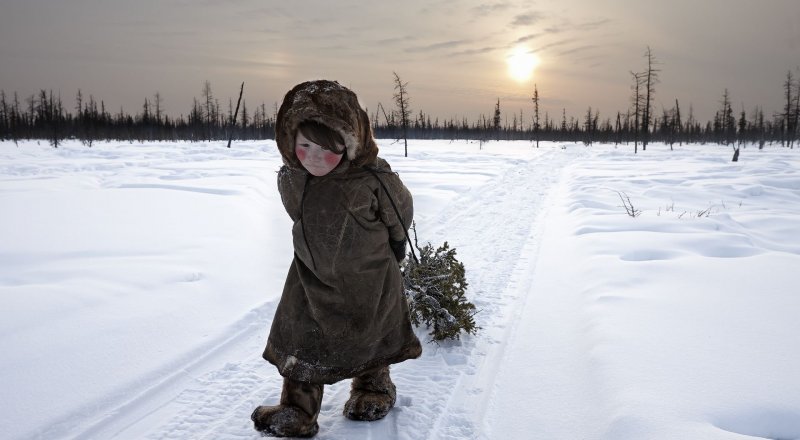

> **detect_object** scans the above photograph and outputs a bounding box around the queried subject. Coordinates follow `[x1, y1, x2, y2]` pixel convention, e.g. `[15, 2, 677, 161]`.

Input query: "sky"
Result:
[1, 0, 798, 126]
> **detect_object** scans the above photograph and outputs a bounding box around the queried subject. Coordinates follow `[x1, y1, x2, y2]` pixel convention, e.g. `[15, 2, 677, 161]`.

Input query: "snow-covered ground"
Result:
[1, 139, 799, 440]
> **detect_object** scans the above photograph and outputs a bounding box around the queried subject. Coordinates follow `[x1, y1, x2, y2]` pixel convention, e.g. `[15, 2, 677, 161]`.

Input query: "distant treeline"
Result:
[373, 101, 791, 148]
[0, 85, 276, 147]
[1, 79, 798, 149]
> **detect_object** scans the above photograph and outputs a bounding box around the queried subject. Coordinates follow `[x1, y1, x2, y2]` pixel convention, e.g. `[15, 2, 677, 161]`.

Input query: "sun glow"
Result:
[506, 47, 540, 83]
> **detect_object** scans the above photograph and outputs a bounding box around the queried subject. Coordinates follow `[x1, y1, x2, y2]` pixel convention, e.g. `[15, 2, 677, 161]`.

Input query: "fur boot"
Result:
[251, 377, 323, 437]
[343, 366, 397, 421]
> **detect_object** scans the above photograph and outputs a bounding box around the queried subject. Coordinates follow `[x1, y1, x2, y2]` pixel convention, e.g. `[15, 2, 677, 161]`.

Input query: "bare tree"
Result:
[11, 92, 21, 144]
[781, 70, 794, 148]
[53, 92, 64, 148]
[227, 82, 244, 148]
[794, 83, 800, 149]
[660, 106, 673, 149]
[202, 80, 214, 140]
[583, 106, 594, 145]
[532, 84, 540, 148]
[673, 99, 682, 146]
[240, 99, 248, 132]
[75, 89, 83, 121]
[641, 46, 660, 151]
[755, 106, 766, 149]
[376, 102, 392, 129]
[493, 98, 501, 140]
[142, 98, 151, 123]
[737, 104, 747, 147]
[630, 70, 644, 153]
[720, 89, 736, 145]
[392, 71, 411, 157]
[717, 89, 739, 161]
[38, 90, 64, 148]
[153, 92, 163, 125]
[74, 89, 86, 144]
[784, 70, 800, 149]
[685, 104, 696, 142]
[0, 91, 7, 140]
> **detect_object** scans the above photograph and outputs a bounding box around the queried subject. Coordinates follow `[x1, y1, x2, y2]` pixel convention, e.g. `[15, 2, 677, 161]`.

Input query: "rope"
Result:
[368, 168, 419, 264]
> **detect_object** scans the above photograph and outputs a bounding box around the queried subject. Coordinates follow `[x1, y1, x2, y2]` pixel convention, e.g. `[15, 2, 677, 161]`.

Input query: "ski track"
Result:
[70, 146, 584, 440]
[419, 147, 590, 440]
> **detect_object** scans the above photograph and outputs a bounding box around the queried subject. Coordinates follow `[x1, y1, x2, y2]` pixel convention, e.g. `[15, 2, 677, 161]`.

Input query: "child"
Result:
[251, 80, 422, 437]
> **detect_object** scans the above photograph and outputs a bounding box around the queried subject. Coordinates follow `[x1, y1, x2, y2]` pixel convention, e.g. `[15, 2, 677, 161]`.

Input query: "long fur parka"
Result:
[262, 80, 422, 384]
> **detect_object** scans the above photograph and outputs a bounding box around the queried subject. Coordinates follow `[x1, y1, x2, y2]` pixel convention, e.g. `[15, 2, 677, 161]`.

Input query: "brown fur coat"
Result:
[263, 80, 422, 384]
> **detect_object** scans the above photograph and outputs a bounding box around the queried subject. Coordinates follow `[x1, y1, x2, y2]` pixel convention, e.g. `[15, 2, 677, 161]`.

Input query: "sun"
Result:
[506, 47, 540, 83]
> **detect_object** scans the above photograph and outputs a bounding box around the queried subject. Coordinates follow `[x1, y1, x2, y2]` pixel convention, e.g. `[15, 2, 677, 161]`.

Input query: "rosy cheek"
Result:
[295, 147, 307, 161]
[323, 151, 343, 167]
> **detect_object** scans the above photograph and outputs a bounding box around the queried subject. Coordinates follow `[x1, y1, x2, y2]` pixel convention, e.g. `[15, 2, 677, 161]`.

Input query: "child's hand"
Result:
[390, 239, 406, 262]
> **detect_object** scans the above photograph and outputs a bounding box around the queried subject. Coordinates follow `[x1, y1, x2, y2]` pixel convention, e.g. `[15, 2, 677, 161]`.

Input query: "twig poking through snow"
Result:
[616, 191, 642, 217]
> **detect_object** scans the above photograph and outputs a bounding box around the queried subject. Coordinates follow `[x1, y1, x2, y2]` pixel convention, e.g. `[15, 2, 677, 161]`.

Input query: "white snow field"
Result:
[2, 139, 799, 440]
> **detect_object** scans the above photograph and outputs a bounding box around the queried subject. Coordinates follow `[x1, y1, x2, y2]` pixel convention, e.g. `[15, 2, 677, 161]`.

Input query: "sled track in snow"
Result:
[69, 148, 579, 440]
[57, 303, 278, 440]
[413, 148, 580, 440]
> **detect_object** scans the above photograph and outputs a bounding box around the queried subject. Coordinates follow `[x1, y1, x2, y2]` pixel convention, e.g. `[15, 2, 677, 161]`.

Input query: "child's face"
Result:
[295, 131, 344, 176]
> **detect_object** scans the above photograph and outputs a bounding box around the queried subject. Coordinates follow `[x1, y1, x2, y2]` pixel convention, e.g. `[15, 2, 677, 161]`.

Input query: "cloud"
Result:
[512, 26, 564, 45]
[190, 55, 292, 70]
[446, 46, 499, 58]
[471, 2, 513, 15]
[575, 19, 611, 31]
[512, 12, 544, 27]
[533, 38, 576, 52]
[178, 0, 249, 5]
[405, 40, 471, 53]
[558, 45, 599, 56]
[418, 0, 458, 15]
[513, 33, 542, 44]
[376, 35, 419, 45]
[236, 6, 291, 19]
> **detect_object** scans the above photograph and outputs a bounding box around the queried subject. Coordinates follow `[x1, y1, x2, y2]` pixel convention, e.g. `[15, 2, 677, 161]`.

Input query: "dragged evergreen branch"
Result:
[401, 223, 478, 342]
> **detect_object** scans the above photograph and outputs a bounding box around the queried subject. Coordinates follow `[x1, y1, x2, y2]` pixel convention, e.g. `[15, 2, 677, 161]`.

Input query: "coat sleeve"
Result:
[277, 165, 308, 221]
[374, 170, 414, 244]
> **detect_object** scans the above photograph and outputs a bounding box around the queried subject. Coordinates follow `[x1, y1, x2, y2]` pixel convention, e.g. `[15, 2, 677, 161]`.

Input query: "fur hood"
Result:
[275, 80, 379, 169]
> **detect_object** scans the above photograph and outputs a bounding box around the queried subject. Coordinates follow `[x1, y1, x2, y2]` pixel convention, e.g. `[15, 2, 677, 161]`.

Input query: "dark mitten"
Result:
[390, 239, 407, 262]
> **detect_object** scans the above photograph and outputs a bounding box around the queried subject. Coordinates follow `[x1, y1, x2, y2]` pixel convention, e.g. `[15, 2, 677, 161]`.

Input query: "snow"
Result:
[1, 139, 799, 440]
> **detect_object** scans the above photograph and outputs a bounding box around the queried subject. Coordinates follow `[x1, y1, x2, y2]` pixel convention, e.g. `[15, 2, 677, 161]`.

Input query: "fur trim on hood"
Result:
[275, 80, 379, 169]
